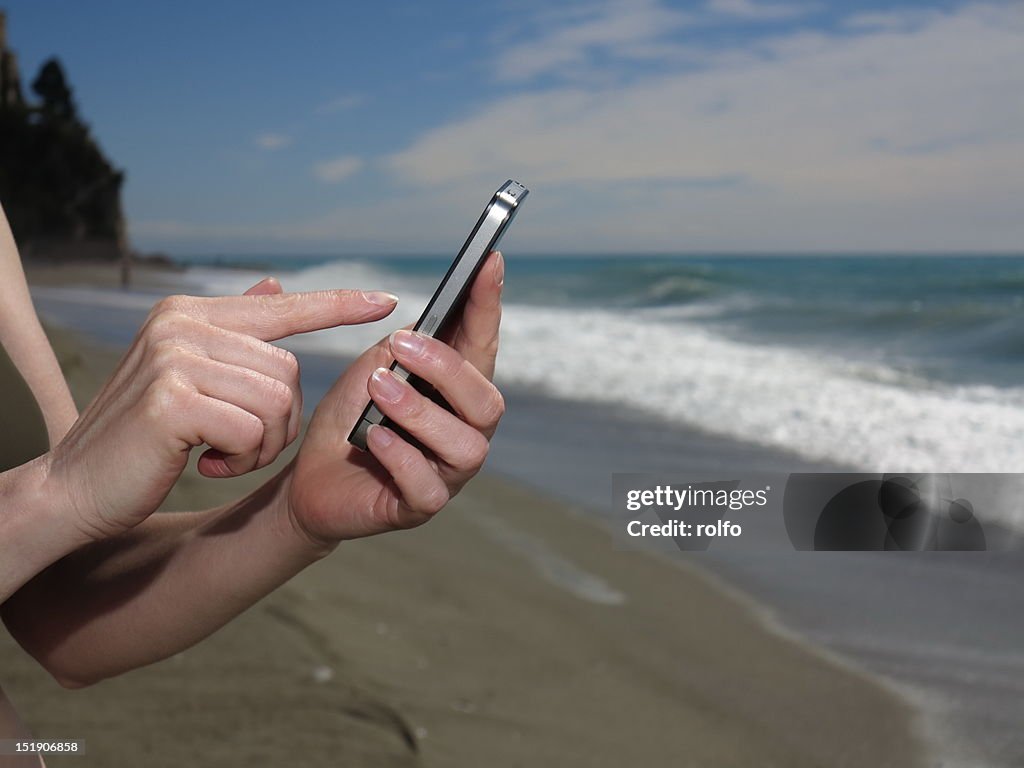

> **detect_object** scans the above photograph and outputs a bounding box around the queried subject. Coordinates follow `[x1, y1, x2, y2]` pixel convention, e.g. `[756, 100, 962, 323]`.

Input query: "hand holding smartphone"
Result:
[348, 179, 528, 450]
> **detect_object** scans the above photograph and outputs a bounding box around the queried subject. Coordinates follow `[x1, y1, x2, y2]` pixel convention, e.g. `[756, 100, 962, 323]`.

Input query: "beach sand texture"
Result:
[0, 291, 925, 767]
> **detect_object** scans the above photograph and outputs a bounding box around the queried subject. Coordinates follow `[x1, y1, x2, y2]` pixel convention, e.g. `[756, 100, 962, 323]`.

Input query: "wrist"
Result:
[38, 444, 109, 546]
[0, 454, 87, 600]
[264, 461, 340, 562]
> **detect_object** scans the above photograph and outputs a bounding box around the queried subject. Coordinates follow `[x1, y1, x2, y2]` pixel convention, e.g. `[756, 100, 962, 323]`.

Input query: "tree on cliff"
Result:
[31, 58, 76, 121]
[0, 51, 125, 258]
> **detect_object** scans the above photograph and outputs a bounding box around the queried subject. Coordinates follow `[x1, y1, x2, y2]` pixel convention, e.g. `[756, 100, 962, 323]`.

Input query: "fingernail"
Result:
[390, 330, 426, 357]
[370, 367, 405, 402]
[244, 277, 279, 295]
[364, 291, 399, 306]
[367, 424, 394, 448]
[494, 251, 504, 287]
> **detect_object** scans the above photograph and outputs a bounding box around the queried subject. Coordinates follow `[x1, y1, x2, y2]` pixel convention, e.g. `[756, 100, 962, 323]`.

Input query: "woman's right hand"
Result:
[44, 281, 397, 542]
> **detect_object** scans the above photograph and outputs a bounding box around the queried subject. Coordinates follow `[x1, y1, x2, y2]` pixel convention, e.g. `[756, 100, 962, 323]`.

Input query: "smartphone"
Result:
[348, 179, 529, 451]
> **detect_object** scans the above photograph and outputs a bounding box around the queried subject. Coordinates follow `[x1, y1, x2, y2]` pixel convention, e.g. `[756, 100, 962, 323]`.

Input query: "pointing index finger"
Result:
[182, 289, 398, 341]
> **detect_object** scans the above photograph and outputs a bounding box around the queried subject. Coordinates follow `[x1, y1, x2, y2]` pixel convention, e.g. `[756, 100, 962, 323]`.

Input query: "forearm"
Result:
[0, 204, 78, 442]
[1, 315, 79, 444]
[0, 455, 90, 603]
[1, 463, 333, 687]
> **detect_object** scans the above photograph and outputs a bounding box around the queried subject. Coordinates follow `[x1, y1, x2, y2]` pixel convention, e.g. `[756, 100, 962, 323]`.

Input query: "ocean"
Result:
[174, 254, 1024, 486]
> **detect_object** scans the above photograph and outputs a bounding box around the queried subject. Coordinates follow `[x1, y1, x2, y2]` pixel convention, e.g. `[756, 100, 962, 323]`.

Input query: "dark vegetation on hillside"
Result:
[0, 12, 125, 259]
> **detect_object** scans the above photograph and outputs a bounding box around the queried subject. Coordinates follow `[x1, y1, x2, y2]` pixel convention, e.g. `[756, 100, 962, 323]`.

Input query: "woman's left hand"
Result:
[283, 251, 506, 548]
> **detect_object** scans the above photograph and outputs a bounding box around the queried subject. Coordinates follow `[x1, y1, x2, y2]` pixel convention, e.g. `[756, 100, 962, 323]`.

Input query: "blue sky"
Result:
[2, 0, 1021, 254]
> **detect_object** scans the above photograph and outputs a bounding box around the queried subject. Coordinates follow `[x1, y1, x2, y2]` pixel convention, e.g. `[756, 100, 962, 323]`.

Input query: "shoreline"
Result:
[0, 299, 929, 765]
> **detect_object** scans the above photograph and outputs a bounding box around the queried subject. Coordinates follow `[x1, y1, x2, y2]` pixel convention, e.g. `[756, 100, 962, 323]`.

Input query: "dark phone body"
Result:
[348, 179, 528, 451]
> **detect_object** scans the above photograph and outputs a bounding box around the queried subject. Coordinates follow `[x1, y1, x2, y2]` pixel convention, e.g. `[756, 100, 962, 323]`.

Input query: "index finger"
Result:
[447, 251, 503, 380]
[163, 289, 398, 341]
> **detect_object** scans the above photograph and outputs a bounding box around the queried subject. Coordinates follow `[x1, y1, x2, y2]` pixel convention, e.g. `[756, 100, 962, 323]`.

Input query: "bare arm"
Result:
[1, 279, 400, 682]
[2, 466, 324, 687]
[0, 456, 92, 603]
[2, 253, 505, 687]
[0, 204, 78, 443]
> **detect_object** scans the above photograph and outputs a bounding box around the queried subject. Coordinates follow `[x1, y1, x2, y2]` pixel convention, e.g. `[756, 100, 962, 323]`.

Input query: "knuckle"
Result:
[151, 294, 189, 317]
[393, 446, 419, 475]
[265, 291, 303, 318]
[263, 378, 294, 418]
[470, 434, 490, 466]
[144, 308, 190, 343]
[277, 348, 300, 381]
[324, 288, 358, 309]
[439, 350, 464, 380]
[147, 338, 186, 371]
[143, 375, 191, 421]
[483, 388, 506, 424]
[482, 332, 501, 360]
[456, 433, 489, 469]
[397, 388, 427, 420]
[422, 484, 450, 516]
[238, 413, 265, 450]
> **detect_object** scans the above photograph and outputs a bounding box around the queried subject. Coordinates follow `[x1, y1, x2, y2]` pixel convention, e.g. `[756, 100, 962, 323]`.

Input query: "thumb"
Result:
[244, 277, 284, 296]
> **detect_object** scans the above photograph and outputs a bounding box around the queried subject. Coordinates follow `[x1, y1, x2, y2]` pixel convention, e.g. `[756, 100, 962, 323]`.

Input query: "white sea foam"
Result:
[498, 305, 1024, 479]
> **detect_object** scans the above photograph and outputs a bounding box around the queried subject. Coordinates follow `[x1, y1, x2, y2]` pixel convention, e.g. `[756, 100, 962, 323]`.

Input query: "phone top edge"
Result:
[497, 179, 529, 208]
[407, 181, 527, 339]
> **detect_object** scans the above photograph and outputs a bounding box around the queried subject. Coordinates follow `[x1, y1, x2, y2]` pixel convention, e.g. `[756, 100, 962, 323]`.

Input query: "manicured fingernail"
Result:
[390, 330, 426, 357]
[494, 251, 504, 287]
[371, 367, 405, 402]
[367, 424, 394, 448]
[364, 291, 399, 306]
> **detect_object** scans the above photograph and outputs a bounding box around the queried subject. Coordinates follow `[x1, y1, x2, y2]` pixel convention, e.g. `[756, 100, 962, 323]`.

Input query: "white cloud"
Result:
[312, 155, 363, 183]
[493, 0, 816, 83]
[842, 9, 940, 32]
[494, 0, 693, 82]
[705, 0, 812, 21]
[382, 3, 1024, 250]
[253, 132, 291, 150]
[315, 94, 363, 114]
[139, 2, 1024, 254]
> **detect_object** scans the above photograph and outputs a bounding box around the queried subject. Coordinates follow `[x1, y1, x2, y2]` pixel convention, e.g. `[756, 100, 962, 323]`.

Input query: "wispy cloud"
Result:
[494, 0, 694, 82]
[314, 93, 363, 114]
[493, 0, 817, 83]
[383, 2, 1024, 250]
[312, 155, 363, 183]
[705, 0, 813, 21]
[253, 132, 291, 150]
[140, 1, 1024, 254]
[842, 8, 940, 32]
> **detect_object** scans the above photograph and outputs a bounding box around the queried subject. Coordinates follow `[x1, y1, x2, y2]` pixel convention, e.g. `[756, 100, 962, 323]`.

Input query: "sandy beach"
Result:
[0, 263, 927, 766]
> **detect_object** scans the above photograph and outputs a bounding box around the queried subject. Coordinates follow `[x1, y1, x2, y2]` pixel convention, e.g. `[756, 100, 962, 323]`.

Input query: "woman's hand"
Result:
[285, 251, 505, 546]
[1, 256, 503, 684]
[44, 281, 398, 542]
